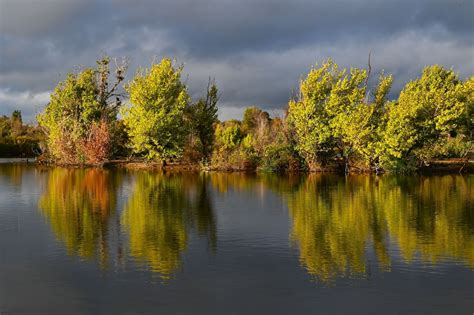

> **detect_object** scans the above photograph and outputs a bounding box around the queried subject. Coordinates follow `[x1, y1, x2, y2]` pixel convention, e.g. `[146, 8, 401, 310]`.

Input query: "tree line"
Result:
[0, 110, 43, 157]
[30, 56, 474, 172]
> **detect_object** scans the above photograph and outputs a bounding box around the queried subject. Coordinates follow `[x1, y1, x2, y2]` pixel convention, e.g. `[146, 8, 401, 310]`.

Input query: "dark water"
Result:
[0, 164, 472, 315]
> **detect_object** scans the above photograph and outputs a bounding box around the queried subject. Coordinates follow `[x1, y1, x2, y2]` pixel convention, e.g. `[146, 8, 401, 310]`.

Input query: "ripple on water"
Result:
[0, 214, 19, 232]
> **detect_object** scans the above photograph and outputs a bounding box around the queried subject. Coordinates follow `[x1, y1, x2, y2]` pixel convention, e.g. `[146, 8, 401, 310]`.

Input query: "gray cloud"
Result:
[0, 0, 473, 122]
[0, 0, 93, 36]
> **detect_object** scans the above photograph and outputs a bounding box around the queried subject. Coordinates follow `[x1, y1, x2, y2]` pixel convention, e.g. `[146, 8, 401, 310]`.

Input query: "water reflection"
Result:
[210, 172, 259, 193]
[381, 176, 473, 266]
[287, 175, 473, 282]
[0, 163, 27, 186]
[190, 175, 217, 251]
[121, 171, 216, 279]
[208, 172, 304, 197]
[287, 175, 391, 282]
[38, 169, 217, 278]
[38, 168, 122, 268]
[35, 167, 473, 282]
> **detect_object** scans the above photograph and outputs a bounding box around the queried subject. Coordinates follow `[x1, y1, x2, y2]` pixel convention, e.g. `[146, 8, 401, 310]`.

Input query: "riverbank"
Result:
[418, 158, 474, 174]
[94, 157, 474, 174]
[20, 157, 474, 174]
[0, 157, 37, 164]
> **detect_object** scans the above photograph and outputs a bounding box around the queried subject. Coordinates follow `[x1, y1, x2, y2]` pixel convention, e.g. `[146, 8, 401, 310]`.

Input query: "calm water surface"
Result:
[0, 164, 472, 314]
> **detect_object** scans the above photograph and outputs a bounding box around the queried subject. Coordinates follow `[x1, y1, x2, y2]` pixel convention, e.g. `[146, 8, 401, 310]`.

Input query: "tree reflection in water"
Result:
[121, 171, 216, 279]
[287, 174, 473, 282]
[38, 168, 122, 268]
[37, 168, 473, 282]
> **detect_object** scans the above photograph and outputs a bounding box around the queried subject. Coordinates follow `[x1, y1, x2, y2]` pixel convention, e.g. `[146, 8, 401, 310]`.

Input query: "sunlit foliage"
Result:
[287, 60, 394, 171]
[37, 56, 126, 164]
[123, 58, 190, 161]
[287, 60, 340, 168]
[210, 120, 249, 169]
[0, 111, 42, 157]
[381, 66, 472, 170]
[27, 57, 474, 172]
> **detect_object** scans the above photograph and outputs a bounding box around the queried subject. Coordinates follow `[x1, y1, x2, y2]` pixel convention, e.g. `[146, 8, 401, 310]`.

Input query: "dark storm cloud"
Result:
[0, 0, 473, 121]
[114, 0, 474, 56]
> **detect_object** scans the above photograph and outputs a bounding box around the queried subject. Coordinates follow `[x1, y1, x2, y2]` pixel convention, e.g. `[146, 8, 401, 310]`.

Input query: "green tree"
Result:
[326, 67, 367, 169]
[242, 106, 271, 156]
[37, 56, 127, 164]
[11, 110, 22, 123]
[0, 115, 11, 139]
[0, 111, 43, 157]
[287, 60, 341, 169]
[287, 60, 393, 171]
[242, 106, 270, 134]
[10, 110, 23, 139]
[381, 65, 470, 169]
[188, 79, 219, 159]
[38, 69, 100, 163]
[123, 58, 190, 162]
[460, 75, 474, 142]
[329, 73, 393, 170]
[210, 120, 251, 169]
[214, 120, 243, 151]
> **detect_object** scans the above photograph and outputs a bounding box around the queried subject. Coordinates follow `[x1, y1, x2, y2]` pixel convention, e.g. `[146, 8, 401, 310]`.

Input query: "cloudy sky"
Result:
[0, 0, 473, 122]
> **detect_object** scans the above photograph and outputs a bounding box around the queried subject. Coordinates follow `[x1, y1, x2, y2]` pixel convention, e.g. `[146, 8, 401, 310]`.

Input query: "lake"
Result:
[0, 164, 472, 314]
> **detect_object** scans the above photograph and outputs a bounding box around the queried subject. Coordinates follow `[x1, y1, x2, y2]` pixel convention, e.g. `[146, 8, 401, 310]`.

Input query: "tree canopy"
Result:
[32, 56, 472, 172]
[122, 58, 190, 161]
[37, 56, 126, 164]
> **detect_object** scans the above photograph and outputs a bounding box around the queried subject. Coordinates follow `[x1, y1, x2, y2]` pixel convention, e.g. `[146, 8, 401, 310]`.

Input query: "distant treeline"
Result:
[19, 56, 474, 172]
[0, 111, 42, 157]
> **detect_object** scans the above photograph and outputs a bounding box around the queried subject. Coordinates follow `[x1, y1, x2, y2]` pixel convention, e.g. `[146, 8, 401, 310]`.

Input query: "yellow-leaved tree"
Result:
[122, 58, 190, 162]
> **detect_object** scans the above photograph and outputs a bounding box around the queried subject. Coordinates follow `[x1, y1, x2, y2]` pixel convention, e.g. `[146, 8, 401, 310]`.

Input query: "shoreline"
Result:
[3, 157, 473, 174]
[0, 157, 37, 164]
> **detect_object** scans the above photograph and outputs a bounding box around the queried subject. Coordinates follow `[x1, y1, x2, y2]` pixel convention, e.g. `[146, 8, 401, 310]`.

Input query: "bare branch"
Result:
[365, 50, 372, 104]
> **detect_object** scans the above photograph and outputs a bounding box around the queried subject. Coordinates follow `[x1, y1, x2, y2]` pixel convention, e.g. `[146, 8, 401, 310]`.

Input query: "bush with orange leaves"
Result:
[44, 119, 111, 165]
[81, 120, 111, 165]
